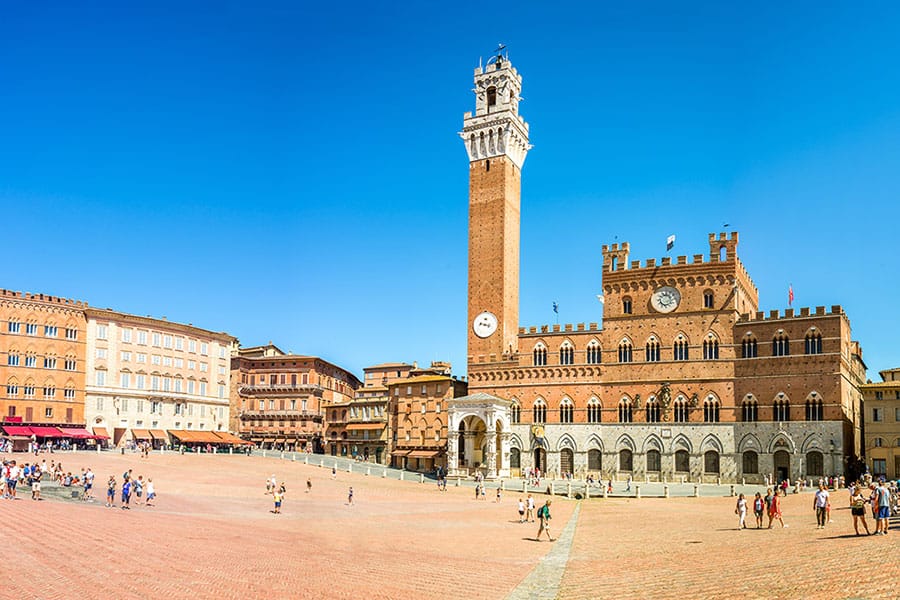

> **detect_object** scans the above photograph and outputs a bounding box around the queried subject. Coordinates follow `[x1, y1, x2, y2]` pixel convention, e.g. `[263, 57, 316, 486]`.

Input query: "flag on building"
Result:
[552, 302, 559, 314]
[789, 284, 794, 306]
[666, 235, 676, 251]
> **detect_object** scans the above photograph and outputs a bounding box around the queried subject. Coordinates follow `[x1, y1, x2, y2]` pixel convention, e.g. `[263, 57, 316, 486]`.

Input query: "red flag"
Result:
[788, 284, 794, 306]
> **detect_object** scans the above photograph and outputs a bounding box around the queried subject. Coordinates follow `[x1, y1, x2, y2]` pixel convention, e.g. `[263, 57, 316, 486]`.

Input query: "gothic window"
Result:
[703, 290, 714, 309]
[618, 398, 633, 423]
[673, 335, 689, 361]
[673, 397, 689, 423]
[533, 344, 547, 366]
[806, 451, 824, 476]
[588, 449, 602, 471]
[559, 343, 574, 365]
[511, 403, 521, 424]
[772, 333, 790, 357]
[586, 341, 601, 364]
[487, 86, 497, 107]
[742, 451, 759, 474]
[805, 332, 823, 355]
[703, 397, 720, 423]
[533, 398, 547, 424]
[618, 340, 633, 363]
[675, 450, 690, 472]
[622, 297, 633, 315]
[741, 337, 758, 358]
[741, 398, 758, 422]
[774, 398, 790, 422]
[646, 449, 661, 472]
[559, 398, 574, 424]
[805, 397, 823, 421]
[587, 397, 601, 423]
[703, 335, 719, 360]
[510, 448, 521, 469]
[704, 450, 720, 474]
[645, 397, 660, 423]
[619, 449, 633, 471]
[645, 337, 660, 362]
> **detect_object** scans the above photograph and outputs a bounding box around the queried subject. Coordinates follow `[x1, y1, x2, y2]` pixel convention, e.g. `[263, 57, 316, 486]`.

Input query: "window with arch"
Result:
[618, 398, 633, 423]
[673, 336, 689, 361]
[774, 398, 790, 421]
[703, 397, 720, 423]
[532, 399, 547, 424]
[587, 397, 602, 423]
[806, 451, 824, 476]
[559, 343, 574, 365]
[588, 449, 602, 471]
[510, 403, 520, 424]
[873, 437, 884, 447]
[741, 398, 758, 422]
[741, 336, 758, 358]
[559, 398, 574, 424]
[805, 397, 823, 421]
[645, 337, 660, 362]
[703, 336, 719, 360]
[619, 449, 633, 471]
[673, 397, 689, 423]
[586, 341, 601, 364]
[486, 86, 497, 107]
[510, 448, 521, 469]
[622, 297, 633, 315]
[742, 451, 759, 474]
[704, 450, 720, 473]
[618, 340, 633, 363]
[645, 397, 660, 423]
[805, 332, 823, 355]
[703, 290, 714, 309]
[675, 449, 690, 472]
[532, 344, 547, 366]
[646, 449, 661, 472]
[772, 334, 790, 357]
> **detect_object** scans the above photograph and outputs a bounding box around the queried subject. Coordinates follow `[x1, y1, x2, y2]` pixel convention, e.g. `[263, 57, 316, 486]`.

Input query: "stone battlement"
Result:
[738, 305, 844, 322]
[0, 288, 88, 307]
[519, 322, 601, 336]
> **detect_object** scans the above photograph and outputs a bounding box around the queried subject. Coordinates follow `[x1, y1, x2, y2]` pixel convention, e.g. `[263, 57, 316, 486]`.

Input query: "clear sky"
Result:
[2, 2, 899, 379]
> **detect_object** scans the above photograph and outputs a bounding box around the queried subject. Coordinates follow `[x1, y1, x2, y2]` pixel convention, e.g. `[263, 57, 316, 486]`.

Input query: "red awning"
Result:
[2, 425, 34, 437]
[29, 426, 65, 438]
[59, 427, 93, 439]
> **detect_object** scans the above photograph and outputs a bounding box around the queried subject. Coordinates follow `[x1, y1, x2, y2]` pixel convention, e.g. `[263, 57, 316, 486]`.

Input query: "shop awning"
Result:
[131, 428, 152, 439]
[407, 450, 440, 459]
[168, 430, 195, 442]
[92, 427, 110, 439]
[2, 425, 34, 437]
[213, 432, 253, 445]
[390, 449, 410, 457]
[59, 427, 93, 439]
[30, 426, 65, 438]
[345, 423, 386, 431]
[149, 429, 168, 440]
[250, 437, 263, 442]
[273, 438, 285, 443]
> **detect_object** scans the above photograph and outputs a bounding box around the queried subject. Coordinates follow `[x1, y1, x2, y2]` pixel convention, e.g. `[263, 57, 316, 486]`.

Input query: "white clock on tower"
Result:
[473, 311, 499, 338]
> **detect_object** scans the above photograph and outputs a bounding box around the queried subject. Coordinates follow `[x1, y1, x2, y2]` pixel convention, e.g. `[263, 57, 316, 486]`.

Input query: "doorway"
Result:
[533, 448, 547, 474]
[774, 450, 790, 482]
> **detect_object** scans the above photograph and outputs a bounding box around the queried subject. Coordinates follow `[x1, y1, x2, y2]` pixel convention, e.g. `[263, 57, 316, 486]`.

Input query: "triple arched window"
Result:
[703, 397, 720, 423]
[741, 337, 758, 358]
[673, 336, 689, 361]
[559, 343, 574, 365]
[586, 341, 601, 364]
[510, 403, 521, 424]
[645, 397, 660, 423]
[645, 337, 660, 362]
[773, 334, 790, 357]
[805, 333, 823, 355]
[741, 398, 758, 422]
[587, 397, 602, 423]
[774, 398, 790, 421]
[618, 340, 633, 363]
[673, 396, 689, 423]
[703, 336, 719, 360]
[805, 397, 823, 421]
[618, 398, 633, 423]
[532, 399, 547, 424]
[559, 398, 574, 424]
[533, 344, 547, 366]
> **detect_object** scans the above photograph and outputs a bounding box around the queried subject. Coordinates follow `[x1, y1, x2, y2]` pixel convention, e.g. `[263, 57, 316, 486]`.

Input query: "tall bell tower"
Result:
[461, 53, 530, 363]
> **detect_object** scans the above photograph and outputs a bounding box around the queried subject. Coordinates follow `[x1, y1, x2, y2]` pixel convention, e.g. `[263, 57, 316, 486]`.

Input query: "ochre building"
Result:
[450, 55, 867, 483]
[861, 367, 900, 479]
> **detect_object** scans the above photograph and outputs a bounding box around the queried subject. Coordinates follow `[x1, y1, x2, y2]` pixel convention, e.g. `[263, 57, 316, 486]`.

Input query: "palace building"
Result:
[447, 54, 867, 483]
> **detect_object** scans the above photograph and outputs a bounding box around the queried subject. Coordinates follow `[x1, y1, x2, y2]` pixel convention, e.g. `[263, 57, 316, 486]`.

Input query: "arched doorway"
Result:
[533, 448, 547, 474]
[774, 450, 790, 482]
[457, 416, 487, 475]
[560, 448, 574, 476]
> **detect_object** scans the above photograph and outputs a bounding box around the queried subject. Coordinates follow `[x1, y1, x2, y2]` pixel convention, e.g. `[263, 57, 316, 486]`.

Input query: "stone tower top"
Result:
[460, 52, 531, 168]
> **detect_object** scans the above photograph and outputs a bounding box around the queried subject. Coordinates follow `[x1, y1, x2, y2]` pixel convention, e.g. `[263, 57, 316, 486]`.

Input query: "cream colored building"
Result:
[84, 308, 237, 447]
[862, 367, 900, 479]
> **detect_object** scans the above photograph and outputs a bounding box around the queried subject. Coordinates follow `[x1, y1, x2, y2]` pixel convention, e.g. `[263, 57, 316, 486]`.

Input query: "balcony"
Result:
[238, 383, 324, 397]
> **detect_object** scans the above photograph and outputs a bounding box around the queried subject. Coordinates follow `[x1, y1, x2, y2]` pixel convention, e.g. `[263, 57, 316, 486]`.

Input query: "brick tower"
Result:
[461, 53, 530, 364]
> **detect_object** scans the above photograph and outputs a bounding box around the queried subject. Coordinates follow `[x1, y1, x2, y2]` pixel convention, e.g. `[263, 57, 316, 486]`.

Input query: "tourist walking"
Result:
[850, 484, 871, 535]
[517, 498, 526, 523]
[814, 484, 829, 529]
[536, 500, 554, 541]
[753, 492, 764, 528]
[874, 479, 891, 535]
[306, 478, 312, 493]
[273, 487, 283, 514]
[134, 476, 144, 505]
[526, 494, 535, 522]
[348, 486, 354, 506]
[768, 488, 787, 528]
[496, 484, 502, 503]
[625, 475, 632, 492]
[121, 477, 132, 510]
[145, 478, 156, 506]
[735, 493, 747, 529]
[106, 476, 116, 508]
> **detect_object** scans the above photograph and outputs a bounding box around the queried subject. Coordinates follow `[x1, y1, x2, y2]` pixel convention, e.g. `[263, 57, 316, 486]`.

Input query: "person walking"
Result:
[526, 494, 535, 522]
[273, 487, 283, 514]
[145, 478, 156, 506]
[814, 484, 829, 529]
[306, 478, 312, 493]
[625, 475, 632, 492]
[517, 498, 526, 523]
[874, 479, 891, 535]
[753, 492, 765, 529]
[106, 476, 116, 508]
[735, 493, 747, 529]
[347, 486, 354, 506]
[769, 487, 787, 528]
[850, 483, 871, 535]
[536, 500, 554, 541]
[121, 477, 132, 510]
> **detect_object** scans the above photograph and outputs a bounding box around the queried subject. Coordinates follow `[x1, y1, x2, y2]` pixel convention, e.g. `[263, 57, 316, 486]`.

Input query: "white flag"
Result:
[666, 235, 676, 251]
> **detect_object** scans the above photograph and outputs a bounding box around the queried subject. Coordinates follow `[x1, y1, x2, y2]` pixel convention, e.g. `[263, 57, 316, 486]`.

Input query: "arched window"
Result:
[645, 397, 660, 423]
[704, 450, 720, 474]
[618, 398, 633, 423]
[741, 398, 758, 422]
[675, 450, 690, 472]
[646, 449, 661, 472]
[559, 342, 574, 365]
[703, 290, 714, 309]
[486, 86, 497, 107]
[742, 336, 758, 358]
[805, 396, 823, 421]
[774, 397, 790, 421]
[532, 399, 547, 424]
[559, 398, 574, 424]
[703, 335, 719, 360]
[619, 449, 633, 471]
[673, 396, 689, 423]
[622, 297, 633, 315]
[772, 333, 790, 357]
[533, 343, 547, 366]
[673, 335, 689, 361]
[587, 397, 601, 423]
[618, 340, 633, 363]
[510, 448, 521, 469]
[806, 451, 824, 476]
[588, 449, 602, 471]
[510, 403, 521, 424]
[805, 332, 823, 355]
[645, 337, 660, 362]
[873, 437, 884, 447]
[703, 397, 720, 423]
[586, 341, 601, 364]
[742, 451, 759, 474]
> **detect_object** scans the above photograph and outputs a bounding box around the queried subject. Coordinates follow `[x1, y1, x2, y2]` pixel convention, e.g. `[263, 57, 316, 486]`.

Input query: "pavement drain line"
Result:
[506, 502, 582, 600]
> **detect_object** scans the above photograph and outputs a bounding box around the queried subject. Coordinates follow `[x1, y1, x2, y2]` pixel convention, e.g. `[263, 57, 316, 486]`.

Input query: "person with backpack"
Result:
[536, 500, 554, 541]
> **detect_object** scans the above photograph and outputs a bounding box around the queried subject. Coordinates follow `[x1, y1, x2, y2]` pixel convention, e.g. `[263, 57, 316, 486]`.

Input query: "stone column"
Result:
[498, 432, 511, 478]
[464, 432, 475, 473]
[447, 431, 460, 476]
[485, 430, 497, 477]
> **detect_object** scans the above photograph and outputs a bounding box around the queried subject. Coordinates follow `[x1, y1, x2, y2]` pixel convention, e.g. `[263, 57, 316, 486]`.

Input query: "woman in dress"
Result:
[850, 483, 871, 535]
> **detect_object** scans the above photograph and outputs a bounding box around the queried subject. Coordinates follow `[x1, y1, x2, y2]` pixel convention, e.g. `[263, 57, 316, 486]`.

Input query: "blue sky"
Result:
[2, 2, 899, 379]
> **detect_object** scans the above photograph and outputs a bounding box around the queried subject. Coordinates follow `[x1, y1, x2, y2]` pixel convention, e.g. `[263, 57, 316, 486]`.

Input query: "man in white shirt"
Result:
[813, 484, 829, 529]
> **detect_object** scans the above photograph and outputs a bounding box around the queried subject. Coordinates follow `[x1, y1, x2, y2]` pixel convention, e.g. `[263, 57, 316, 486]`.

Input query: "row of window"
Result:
[242, 372, 311, 386]
[96, 348, 213, 372]
[6, 405, 75, 422]
[6, 354, 77, 371]
[510, 398, 826, 424]
[620, 291, 717, 315]
[5, 384, 76, 399]
[95, 325, 222, 357]
[94, 396, 225, 419]
[7, 321, 77, 339]
[873, 390, 900, 400]
[870, 437, 900, 448]
[871, 407, 900, 422]
[93, 371, 224, 398]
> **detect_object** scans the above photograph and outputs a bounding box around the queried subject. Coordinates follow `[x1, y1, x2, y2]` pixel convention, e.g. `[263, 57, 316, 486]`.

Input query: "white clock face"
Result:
[651, 286, 681, 313]
[473, 311, 499, 338]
